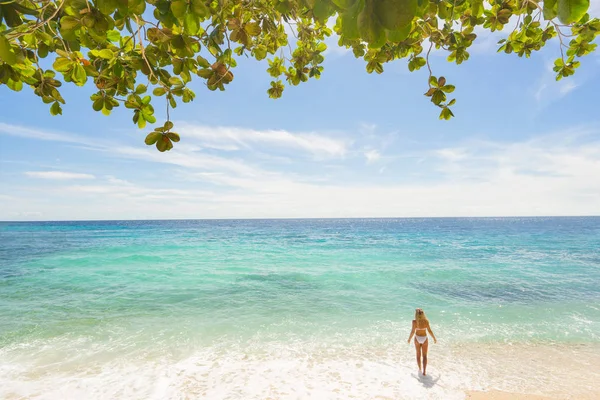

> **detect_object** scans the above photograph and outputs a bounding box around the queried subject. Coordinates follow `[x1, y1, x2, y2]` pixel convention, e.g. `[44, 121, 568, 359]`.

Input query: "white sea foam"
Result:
[1, 340, 599, 399]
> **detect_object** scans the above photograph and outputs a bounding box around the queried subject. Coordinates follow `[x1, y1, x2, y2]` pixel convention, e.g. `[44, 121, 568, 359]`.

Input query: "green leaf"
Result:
[197, 56, 210, 68]
[313, 1, 333, 22]
[167, 132, 180, 142]
[386, 23, 412, 42]
[38, 43, 49, 58]
[97, 0, 119, 15]
[72, 64, 87, 85]
[254, 45, 267, 60]
[197, 69, 212, 78]
[153, 87, 167, 96]
[92, 97, 104, 111]
[557, 0, 589, 24]
[543, 0, 558, 19]
[191, 0, 208, 17]
[128, 0, 146, 15]
[50, 102, 62, 116]
[60, 16, 81, 31]
[0, 35, 17, 65]
[2, 3, 23, 27]
[244, 22, 262, 36]
[358, 0, 386, 49]
[439, 107, 454, 120]
[98, 49, 114, 59]
[6, 78, 23, 91]
[441, 85, 455, 93]
[339, 0, 364, 40]
[137, 114, 147, 129]
[267, 80, 284, 98]
[135, 84, 147, 94]
[169, 76, 183, 85]
[332, 0, 357, 9]
[431, 89, 445, 105]
[107, 30, 121, 42]
[156, 136, 173, 152]
[171, 0, 187, 19]
[164, 121, 174, 130]
[53, 58, 72, 72]
[373, 0, 416, 31]
[145, 131, 162, 145]
[184, 13, 200, 35]
[472, 0, 483, 18]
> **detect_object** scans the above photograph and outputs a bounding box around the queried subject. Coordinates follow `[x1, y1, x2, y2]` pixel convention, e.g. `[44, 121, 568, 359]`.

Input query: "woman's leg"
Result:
[421, 338, 429, 375]
[414, 339, 422, 373]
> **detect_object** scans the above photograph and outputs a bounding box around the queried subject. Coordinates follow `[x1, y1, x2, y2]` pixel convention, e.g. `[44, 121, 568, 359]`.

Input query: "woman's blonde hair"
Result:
[415, 308, 428, 325]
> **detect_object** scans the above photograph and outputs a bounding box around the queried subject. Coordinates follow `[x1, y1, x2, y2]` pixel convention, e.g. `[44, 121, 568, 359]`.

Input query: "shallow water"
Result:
[1, 218, 600, 398]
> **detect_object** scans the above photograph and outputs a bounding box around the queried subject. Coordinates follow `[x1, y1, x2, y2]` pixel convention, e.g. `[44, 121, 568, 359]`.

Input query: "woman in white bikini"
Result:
[407, 308, 437, 376]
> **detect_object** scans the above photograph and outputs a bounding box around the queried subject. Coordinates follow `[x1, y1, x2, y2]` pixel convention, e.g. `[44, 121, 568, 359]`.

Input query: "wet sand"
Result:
[466, 390, 600, 399]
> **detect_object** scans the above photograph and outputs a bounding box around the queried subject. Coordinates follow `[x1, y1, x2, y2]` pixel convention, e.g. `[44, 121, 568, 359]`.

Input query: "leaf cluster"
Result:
[0, 0, 597, 150]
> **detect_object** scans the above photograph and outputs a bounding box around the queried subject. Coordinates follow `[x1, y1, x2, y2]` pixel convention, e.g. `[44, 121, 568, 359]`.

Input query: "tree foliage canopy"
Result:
[0, 0, 597, 151]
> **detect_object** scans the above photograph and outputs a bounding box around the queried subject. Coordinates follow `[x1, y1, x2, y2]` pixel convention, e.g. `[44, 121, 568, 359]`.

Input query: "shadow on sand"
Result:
[411, 373, 441, 389]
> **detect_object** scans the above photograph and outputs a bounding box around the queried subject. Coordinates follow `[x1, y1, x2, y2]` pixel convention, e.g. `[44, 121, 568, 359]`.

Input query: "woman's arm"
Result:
[407, 320, 416, 343]
[427, 322, 437, 344]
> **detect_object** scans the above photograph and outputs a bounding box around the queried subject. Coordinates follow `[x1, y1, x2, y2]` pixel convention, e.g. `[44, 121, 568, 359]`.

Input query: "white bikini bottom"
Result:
[415, 335, 428, 344]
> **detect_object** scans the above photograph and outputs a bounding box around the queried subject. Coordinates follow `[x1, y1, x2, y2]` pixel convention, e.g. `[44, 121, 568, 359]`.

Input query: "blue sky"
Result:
[1, 10, 600, 220]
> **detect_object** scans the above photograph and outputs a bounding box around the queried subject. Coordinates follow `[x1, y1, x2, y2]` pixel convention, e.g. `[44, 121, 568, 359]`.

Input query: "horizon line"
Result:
[2, 215, 600, 223]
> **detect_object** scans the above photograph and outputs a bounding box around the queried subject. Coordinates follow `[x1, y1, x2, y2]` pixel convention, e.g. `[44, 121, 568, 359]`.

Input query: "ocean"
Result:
[1, 217, 599, 399]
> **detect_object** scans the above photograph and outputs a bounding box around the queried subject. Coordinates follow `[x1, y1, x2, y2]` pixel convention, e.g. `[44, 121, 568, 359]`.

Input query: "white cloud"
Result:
[435, 148, 467, 162]
[178, 124, 348, 158]
[0, 122, 275, 179]
[111, 145, 262, 176]
[9, 211, 43, 218]
[2, 123, 600, 220]
[359, 123, 377, 136]
[24, 171, 96, 180]
[0, 122, 101, 148]
[104, 175, 133, 185]
[559, 81, 578, 95]
[364, 150, 381, 164]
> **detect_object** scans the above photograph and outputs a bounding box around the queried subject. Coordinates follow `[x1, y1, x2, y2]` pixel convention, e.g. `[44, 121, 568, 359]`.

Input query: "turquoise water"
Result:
[1, 218, 600, 398]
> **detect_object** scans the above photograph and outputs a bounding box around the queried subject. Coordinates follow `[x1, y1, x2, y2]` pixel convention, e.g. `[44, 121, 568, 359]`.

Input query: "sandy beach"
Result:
[2, 341, 600, 399]
[467, 391, 557, 399]
[467, 390, 600, 400]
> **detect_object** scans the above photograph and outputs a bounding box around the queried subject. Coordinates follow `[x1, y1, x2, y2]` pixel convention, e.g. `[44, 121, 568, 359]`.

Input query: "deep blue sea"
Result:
[1, 217, 599, 399]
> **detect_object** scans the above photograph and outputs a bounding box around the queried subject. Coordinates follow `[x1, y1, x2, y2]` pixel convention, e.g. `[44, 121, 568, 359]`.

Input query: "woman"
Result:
[407, 308, 437, 376]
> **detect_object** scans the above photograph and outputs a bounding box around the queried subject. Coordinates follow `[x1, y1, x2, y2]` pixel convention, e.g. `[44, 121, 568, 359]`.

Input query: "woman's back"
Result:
[414, 319, 428, 334]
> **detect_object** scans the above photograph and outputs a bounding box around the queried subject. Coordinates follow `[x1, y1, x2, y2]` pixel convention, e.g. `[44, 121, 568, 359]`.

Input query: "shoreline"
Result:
[2, 341, 599, 399]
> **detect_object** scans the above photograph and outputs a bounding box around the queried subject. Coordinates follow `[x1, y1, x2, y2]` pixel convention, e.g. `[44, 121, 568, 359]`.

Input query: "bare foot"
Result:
[423, 371, 427, 376]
